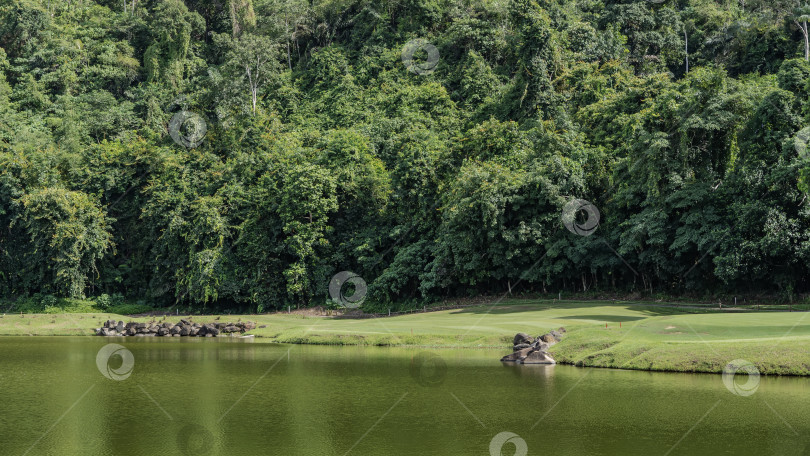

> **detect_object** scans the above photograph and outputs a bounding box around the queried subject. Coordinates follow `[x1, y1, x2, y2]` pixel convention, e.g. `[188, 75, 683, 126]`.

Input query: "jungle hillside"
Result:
[1, 0, 810, 313]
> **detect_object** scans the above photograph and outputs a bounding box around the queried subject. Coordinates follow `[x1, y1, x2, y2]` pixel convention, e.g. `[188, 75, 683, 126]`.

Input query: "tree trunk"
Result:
[684, 29, 689, 73]
[795, 20, 809, 62]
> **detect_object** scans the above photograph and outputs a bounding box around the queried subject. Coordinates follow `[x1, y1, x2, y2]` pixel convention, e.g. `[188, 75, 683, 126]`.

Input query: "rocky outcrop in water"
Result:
[95, 319, 256, 337]
[500, 328, 565, 364]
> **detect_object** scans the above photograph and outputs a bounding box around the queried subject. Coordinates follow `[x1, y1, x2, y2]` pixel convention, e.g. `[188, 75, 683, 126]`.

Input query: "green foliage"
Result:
[0, 0, 808, 311]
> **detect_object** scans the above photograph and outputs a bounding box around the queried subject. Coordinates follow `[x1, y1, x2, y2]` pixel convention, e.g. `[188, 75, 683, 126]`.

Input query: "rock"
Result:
[557, 327, 567, 333]
[96, 319, 258, 338]
[513, 332, 534, 346]
[513, 343, 532, 351]
[172, 334, 181, 337]
[550, 330, 563, 340]
[258, 325, 266, 329]
[522, 351, 556, 365]
[540, 333, 558, 344]
[134, 333, 145, 337]
[500, 347, 534, 363]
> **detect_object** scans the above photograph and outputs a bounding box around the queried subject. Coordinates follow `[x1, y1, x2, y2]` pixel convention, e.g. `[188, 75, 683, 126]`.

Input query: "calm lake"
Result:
[0, 337, 808, 455]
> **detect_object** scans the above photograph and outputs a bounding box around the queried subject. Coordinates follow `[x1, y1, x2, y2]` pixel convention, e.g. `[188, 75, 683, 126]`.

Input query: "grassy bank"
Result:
[2, 299, 810, 375]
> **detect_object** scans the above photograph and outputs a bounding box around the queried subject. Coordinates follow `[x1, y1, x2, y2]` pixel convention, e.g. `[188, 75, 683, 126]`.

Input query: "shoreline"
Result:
[1, 302, 809, 376]
[1, 330, 807, 377]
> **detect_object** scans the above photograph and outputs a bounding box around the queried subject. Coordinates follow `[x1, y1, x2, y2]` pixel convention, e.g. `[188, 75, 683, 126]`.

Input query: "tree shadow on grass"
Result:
[447, 300, 708, 318]
[549, 314, 647, 322]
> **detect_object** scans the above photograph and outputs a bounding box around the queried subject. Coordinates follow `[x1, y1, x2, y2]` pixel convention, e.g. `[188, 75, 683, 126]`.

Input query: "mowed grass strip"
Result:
[2, 300, 810, 374]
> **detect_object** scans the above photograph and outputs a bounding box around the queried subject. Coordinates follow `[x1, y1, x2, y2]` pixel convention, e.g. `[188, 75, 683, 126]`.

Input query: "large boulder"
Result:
[539, 333, 558, 344]
[513, 333, 534, 346]
[522, 351, 556, 365]
[513, 343, 532, 351]
[500, 346, 534, 362]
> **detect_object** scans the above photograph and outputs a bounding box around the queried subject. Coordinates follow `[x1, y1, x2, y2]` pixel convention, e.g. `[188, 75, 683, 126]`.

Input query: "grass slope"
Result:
[2, 300, 809, 375]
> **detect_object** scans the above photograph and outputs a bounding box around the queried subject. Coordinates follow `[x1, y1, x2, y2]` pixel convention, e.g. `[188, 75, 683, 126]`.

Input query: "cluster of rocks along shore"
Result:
[96, 319, 257, 337]
[500, 328, 565, 364]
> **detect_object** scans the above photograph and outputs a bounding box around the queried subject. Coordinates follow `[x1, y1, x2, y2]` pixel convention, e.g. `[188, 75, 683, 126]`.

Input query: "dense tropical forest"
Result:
[0, 0, 809, 312]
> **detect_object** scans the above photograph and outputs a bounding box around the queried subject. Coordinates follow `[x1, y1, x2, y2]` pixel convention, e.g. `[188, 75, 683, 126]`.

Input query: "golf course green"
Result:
[2, 299, 809, 375]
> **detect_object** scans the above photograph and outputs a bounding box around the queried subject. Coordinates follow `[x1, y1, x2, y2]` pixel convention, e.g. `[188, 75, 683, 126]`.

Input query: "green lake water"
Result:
[0, 336, 808, 455]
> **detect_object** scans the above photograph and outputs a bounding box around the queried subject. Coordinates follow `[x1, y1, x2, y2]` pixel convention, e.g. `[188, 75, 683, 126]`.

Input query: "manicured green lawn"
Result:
[3, 299, 810, 374]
